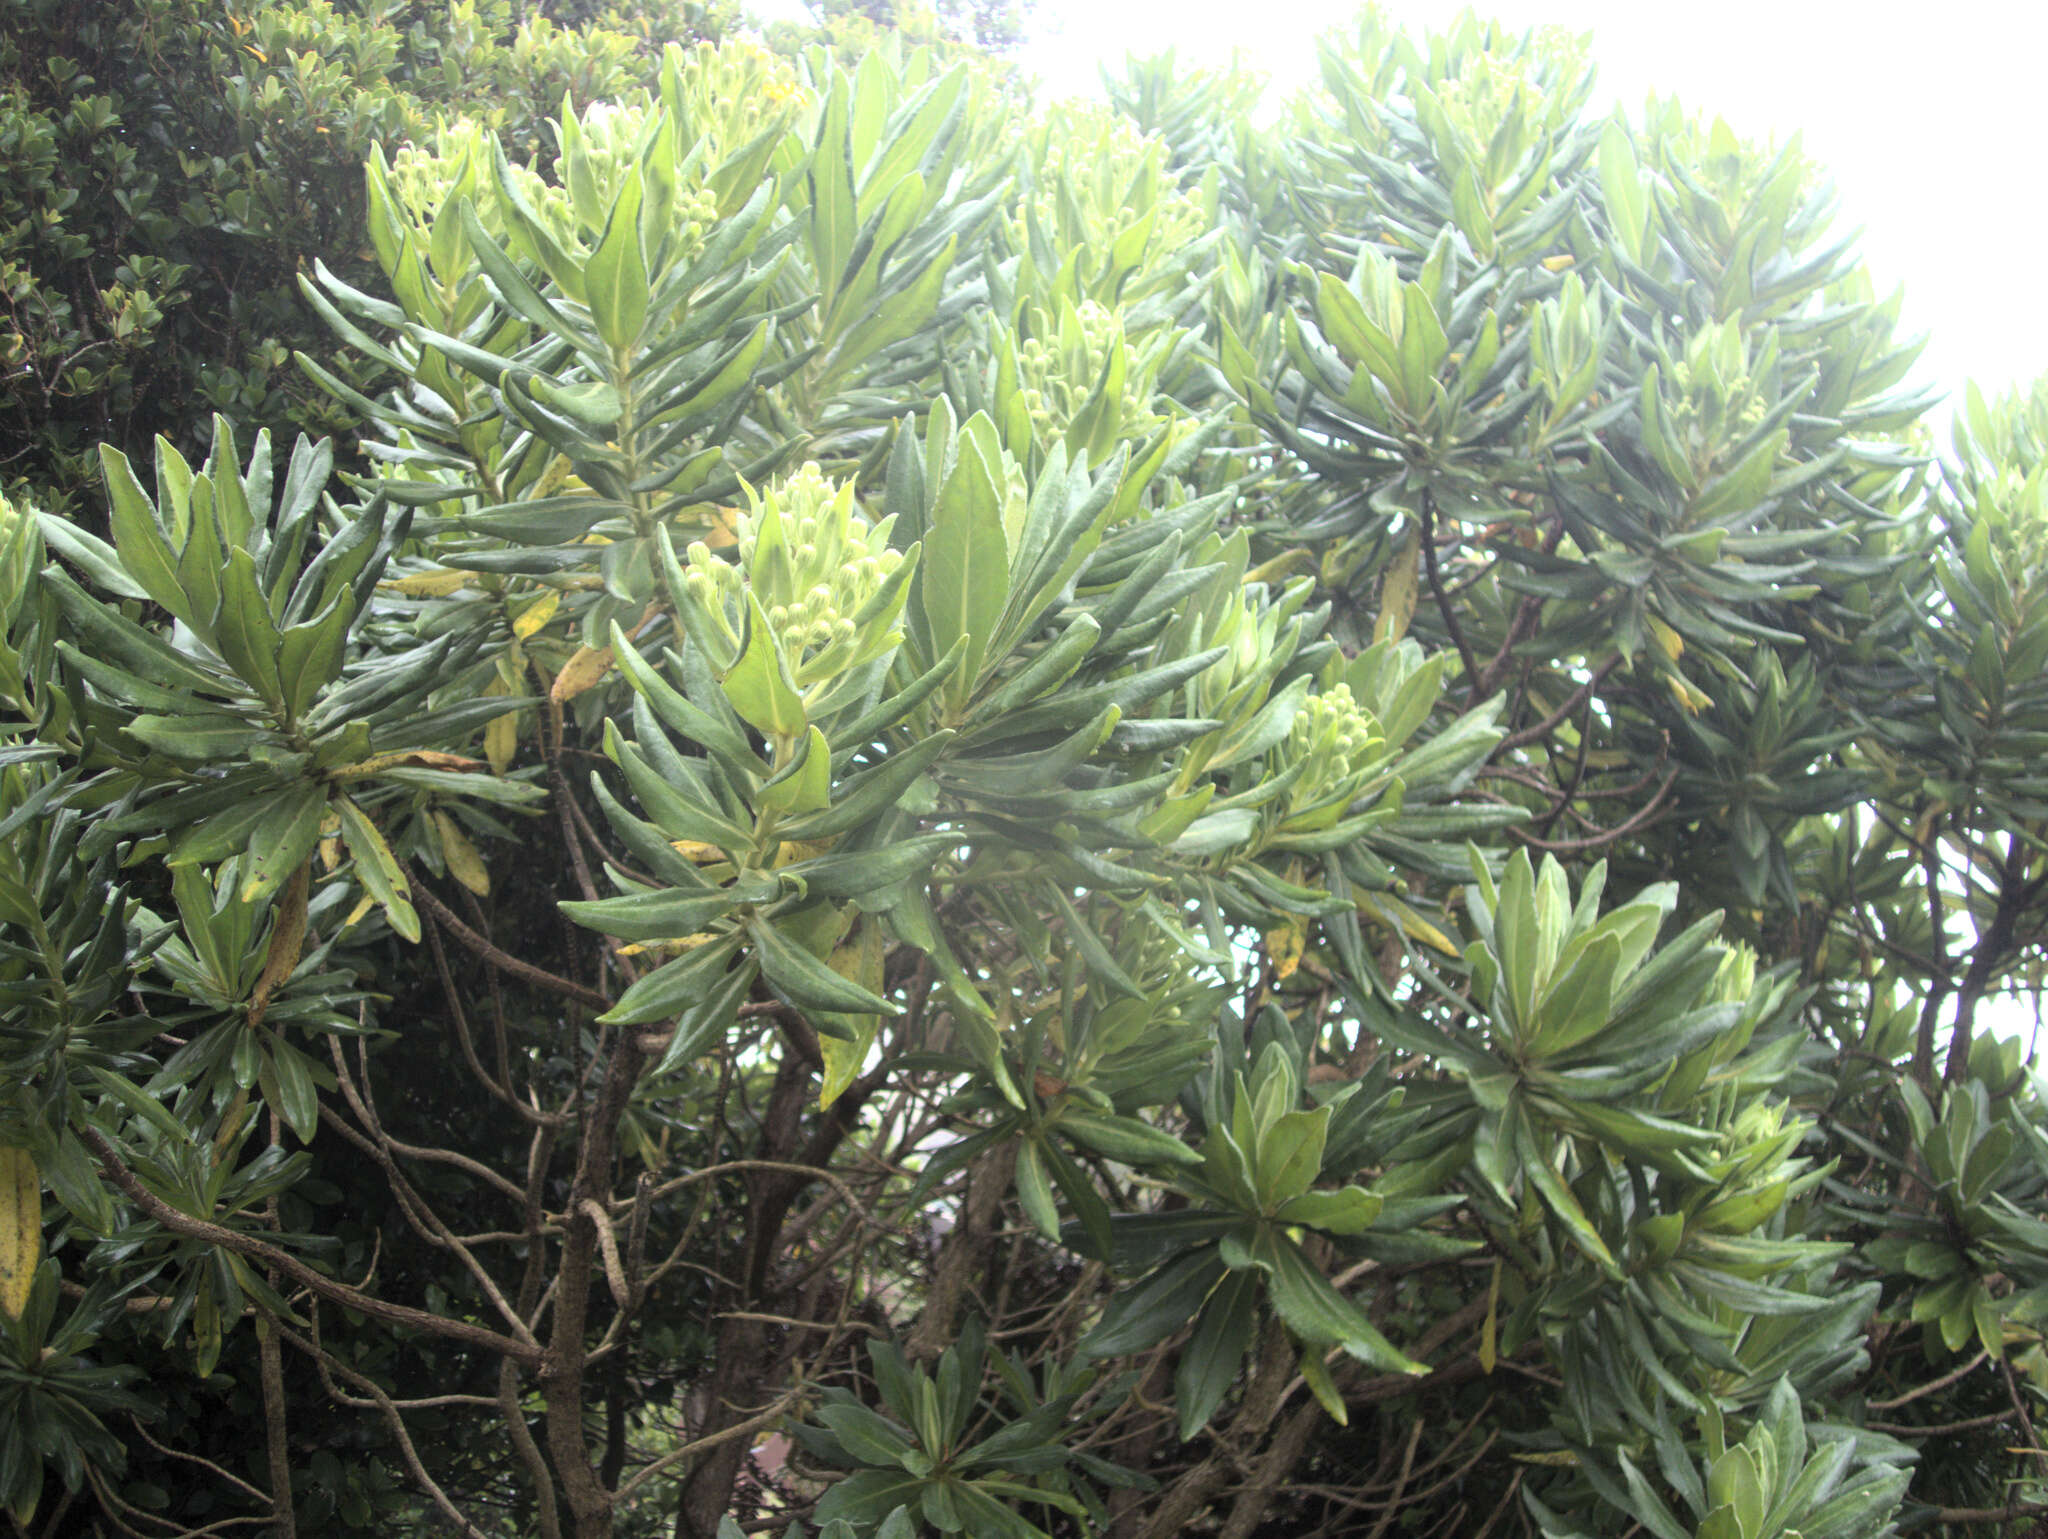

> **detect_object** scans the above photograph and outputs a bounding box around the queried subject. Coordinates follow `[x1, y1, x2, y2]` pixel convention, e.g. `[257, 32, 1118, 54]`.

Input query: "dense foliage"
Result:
[2, 9, 2046, 1539]
[0, 0, 738, 511]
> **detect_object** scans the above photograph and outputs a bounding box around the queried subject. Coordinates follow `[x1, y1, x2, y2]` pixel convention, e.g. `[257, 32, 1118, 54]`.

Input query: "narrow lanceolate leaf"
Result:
[920, 417, 1011, 702]
[1080, 1246, 1230, 1360]
[600, 933, 745, 1026]
[586, 170, 649, 350]
[99, 444, 192, 627]
[247, 861, 311, 1029]
[551, 644, 615, 702]
[723, 593, 807, 737]
[1374, 525, 1420, 644]
[1263, 1233, 1426, 1374]
[748, 915, 901, 1016]
[562, 888, 736, 943]
[337, 797, 419, 943]
[0, 1146, 39, 1320]
[1177, 1266, 1259, 1438]
[433, 810, 491, 897]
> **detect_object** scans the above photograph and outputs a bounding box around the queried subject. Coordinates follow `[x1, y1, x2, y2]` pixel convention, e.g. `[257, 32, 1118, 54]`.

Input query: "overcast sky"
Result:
[759, 0, 2041, 411]
[1012, 0, 2042, 410]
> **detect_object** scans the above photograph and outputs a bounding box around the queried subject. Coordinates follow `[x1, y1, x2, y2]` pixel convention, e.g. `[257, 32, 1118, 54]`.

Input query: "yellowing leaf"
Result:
[1264, 916, 1308, 980]
[1299, 1345, 1348, 1425]
[511, 589, 560, 640]
[333, 750, 490, 780]
[772, 837, 838, 867]
[1243, 549, 1314, 586]
[1540, 253, 1575, 272]
[248, 861, 310, 1028]
[433, 810, 490, 896]
[1373, 525, 1421, 644]
[818, 921, 886, 1109]
[699, 505, 742, 551]
[386, 568, 471, 597]
[485, 710, 519, 775]
[1665, 673, 1711, 715]
[551, 644, 615, 703]
[1358, 892, 1460, 956]
[1648, 614, 1684, 661]
[0, 1146, 38, 1321]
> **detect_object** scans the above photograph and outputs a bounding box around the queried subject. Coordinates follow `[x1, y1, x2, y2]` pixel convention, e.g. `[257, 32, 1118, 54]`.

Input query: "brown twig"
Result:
[79, 1125, 542, 1365]
[409, 872, 612, 1010]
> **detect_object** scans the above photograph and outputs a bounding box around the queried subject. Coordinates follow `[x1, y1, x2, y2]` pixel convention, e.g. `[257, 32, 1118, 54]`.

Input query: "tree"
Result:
[2, 13, 2046, 1539]
[0, 0, 736, 513]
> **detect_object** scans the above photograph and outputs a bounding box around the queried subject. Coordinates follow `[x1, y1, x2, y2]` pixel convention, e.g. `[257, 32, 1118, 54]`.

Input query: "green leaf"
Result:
[599, 933, 745, 1025]
[920, 416, 1011, 706]
[1275, 1187, 1382, 1235]
[1532, 932, 1621, 1055]
[1080, 1246, 1229, 1359]
[527, 377, 623, 427]
[124, 715, 269, 760]
[1515, 1117, 1616, 1270]
[1494, 850, 1540, 1036]
[99, 444, 191, 627]
[783, 834, 962, 901]
[817, 1402, 916, 1466]
[560, 889, 737, 943]
[1055, 1109, 1200, 1168]
[214, 550, 285, 711]
[586, 169, 649, 350]
[1262, 1233, 1425, 1374]
[722, 593, 807, 737]
[336, 797, 418, 943]
[265, 1038, 322, 1143]
[1176, 1266, 1258, 1438]
[38, 514, 148, 600]
[275, 596, 352, 725]
[238, 787, 328, 904]
[760, 726, 832, 817]
[748, 914, 900, 1016]
[1254, 1105, 1331, 1208]
[777, 730, 956, 842]
[1016, 1138, 1060, 1240]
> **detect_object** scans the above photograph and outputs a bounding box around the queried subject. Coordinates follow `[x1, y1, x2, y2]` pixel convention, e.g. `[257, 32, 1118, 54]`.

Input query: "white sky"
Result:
[761, 0, 2047, 410]
[1014, 0, 2042, 410]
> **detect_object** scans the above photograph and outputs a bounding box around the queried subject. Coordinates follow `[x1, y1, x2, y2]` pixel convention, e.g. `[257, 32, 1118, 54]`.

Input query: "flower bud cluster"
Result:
[671, 185, 722, 266]
[1281, 683, 1386, 819]
[1011, 300, 1159, 454]
[1289, 683, 1382, 771]
[1663, 320, 1770, 459]
[1426, 39, 1582, 159]
[1022, 107, 1206, 258]
[554, 95, 659, 237]
[386, 124, 491, 232]
[681, 463, 905, 685]
[382, 121, 533, 287]
[1710, 940, 1758, 1008]
[667, 41, 806, 166]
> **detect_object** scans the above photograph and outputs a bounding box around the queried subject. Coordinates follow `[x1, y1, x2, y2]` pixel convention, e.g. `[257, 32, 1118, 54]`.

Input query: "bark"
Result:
[257, 1312, 296, 1539]
[905, 1141, 1019, 1362]
[543, 1030, 647, 1539]
[672, 1054, 883, 1538]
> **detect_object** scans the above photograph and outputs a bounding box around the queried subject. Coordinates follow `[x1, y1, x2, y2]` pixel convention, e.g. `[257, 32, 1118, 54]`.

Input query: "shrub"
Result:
[2, 15, 2045, 1539]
